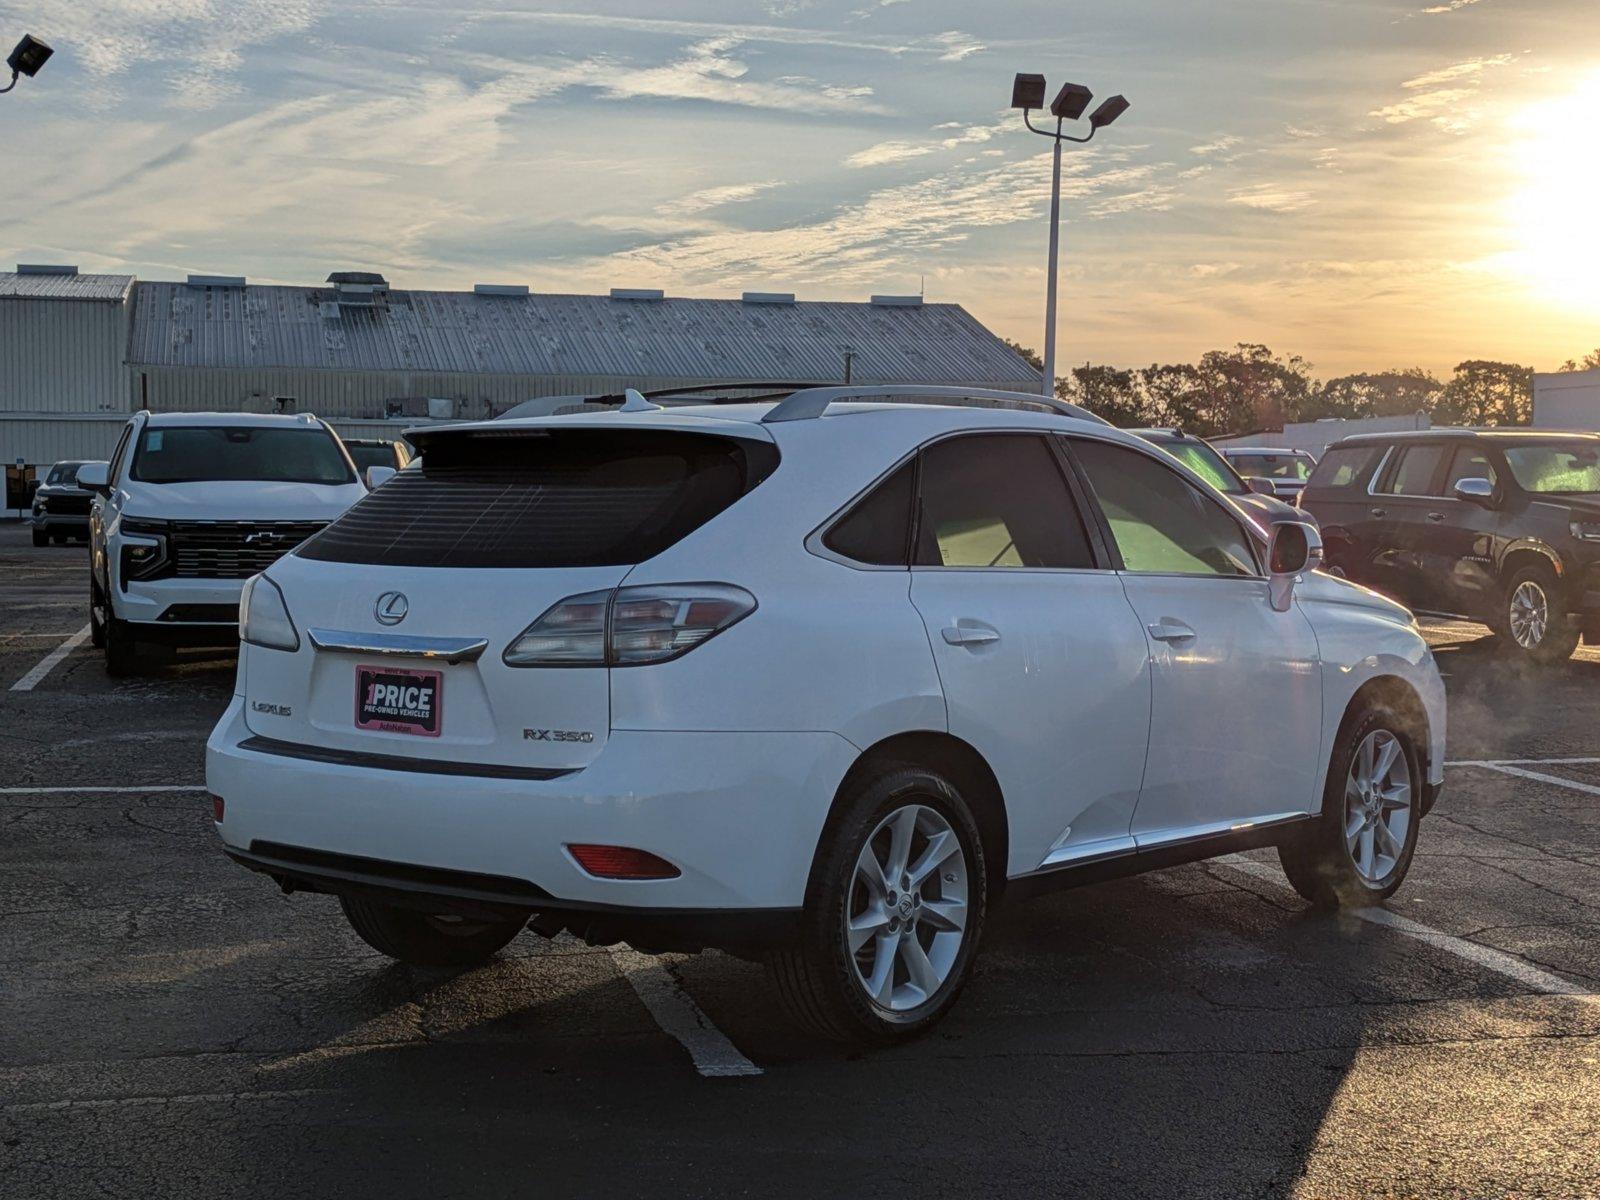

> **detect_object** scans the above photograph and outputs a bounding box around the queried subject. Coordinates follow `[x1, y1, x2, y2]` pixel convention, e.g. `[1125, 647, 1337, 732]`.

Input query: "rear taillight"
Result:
[504, 584, 755, 667]
[567, 844, 681, 880]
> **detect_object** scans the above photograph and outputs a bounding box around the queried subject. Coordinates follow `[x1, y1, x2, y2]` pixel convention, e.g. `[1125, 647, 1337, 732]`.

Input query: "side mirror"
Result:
[364, 465, 396, 490]
[76, 462, 110, 495]
[1267, 520, 1323, 612]
[1246, 477, 1276, 496]
[1453, 476, 1495, 507]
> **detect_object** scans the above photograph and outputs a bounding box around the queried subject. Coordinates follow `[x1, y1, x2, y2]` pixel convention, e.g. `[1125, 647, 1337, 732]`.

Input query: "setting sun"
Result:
[1504, 70, 1600, 311]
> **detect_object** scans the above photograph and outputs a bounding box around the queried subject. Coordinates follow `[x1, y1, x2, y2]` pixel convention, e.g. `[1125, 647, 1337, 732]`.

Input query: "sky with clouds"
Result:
[2, 0, 1597, 376]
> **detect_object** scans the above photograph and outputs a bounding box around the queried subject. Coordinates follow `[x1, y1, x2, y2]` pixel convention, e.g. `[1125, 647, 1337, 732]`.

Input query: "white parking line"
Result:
[1448, 756, 1600, 767]
[0, 784, 207, 795]
[1461, 762, 1600, 797]
[1216, 856, 1590, 996]
[606, 944, 762, 1078]
[9, 622, 91, 691]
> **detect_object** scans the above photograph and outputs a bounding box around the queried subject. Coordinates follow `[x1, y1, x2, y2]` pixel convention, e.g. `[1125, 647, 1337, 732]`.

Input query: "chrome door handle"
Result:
[1147, 619, 1197, 644]
[942, 622, 1000, 647]
[1426, 512, 1445, 522]
[1369, 507, 1387, 519]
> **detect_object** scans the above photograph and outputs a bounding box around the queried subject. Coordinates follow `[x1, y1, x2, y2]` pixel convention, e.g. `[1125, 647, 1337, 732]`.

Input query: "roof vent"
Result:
[474, 283, 529, 297]
[327, 271, 388, 288]
[16, 263, 78, 276]
[187, 274, 246, 288]
[870, 294, 923, 308]
[610, 288, 665, 302]
[742, 292, 795, 305]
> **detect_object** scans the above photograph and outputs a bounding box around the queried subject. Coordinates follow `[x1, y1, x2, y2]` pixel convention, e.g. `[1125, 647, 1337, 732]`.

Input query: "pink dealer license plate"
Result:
[355, 665, 442, 737]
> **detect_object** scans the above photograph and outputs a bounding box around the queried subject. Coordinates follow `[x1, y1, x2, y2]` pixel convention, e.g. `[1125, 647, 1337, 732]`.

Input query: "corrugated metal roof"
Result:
[0, 272, 135, 302]
[126, 282, 1040, 386]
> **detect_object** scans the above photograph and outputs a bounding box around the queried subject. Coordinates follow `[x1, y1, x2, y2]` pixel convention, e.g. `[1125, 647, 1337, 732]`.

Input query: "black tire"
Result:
[51, 532, 66, 544]
[88, 575, 106, 649]
[1278, 705, 1422, 907]
[767, 763, 988, 1045]
[339, 895, 528, 968]
[104, 615, 144, 677]
[1494, 562, 1579, 664]
[31, 528, 48, 548]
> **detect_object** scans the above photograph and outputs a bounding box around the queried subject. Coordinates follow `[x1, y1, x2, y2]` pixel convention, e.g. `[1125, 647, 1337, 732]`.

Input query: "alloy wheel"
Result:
[846, 804, 969, 1012]
[1509, 580, 1549, 649]
[1344, 729, 1412, 885]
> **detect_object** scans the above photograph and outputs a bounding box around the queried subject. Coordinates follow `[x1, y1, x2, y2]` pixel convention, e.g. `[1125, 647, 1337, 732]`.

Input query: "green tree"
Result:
[1309, 369, 1443, 420]
[1060, 363, 1152, 427]
[1560, 349, 1600, 372]
[1434, 360, 1534, 427]
[1138, 362, 1210, 432]
[1003, 339, 1044, 372]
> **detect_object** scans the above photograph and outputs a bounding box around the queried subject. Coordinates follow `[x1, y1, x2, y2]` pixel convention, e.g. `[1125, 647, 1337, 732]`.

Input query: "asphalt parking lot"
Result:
[2, 523, 1598, 1199]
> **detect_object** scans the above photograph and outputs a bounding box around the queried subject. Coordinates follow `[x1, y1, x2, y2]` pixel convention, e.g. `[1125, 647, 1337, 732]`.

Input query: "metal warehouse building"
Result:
[2, 264, 1040, 508]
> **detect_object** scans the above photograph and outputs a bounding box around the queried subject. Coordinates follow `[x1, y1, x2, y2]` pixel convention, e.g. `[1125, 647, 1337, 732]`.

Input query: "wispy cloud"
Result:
[12, 0, 322, 107]
[1227, 184, 1315, 213]
[847, 140, 937, 168]
[1190, 135, 1242, 157]
[930, 31, 985, 62]
[661, 181, 786, 215]
[1369, 54, 1515, 131]
[598, 149, 1174, 287]
[1421, 0, 1486, 13]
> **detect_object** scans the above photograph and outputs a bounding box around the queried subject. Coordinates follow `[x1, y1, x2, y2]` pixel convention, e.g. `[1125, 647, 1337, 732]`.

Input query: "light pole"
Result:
[1, 34, 53, 94]
[1011, 74, 1128, 398]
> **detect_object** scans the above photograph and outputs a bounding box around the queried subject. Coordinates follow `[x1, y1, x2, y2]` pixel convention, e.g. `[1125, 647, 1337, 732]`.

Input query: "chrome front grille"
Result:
[168, 520, 326, 578]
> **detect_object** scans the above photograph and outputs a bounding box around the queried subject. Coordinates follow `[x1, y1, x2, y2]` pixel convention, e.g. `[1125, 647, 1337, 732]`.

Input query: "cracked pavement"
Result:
[1, 526, 1598, 1198]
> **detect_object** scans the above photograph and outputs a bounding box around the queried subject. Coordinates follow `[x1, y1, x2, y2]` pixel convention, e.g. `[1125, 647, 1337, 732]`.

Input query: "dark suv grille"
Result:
[41, 494, 91, 516]
[169, 520, 327, 578]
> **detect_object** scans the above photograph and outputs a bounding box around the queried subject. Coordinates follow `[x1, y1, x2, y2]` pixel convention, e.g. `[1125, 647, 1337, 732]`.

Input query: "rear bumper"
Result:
[206, 696, 855, 923]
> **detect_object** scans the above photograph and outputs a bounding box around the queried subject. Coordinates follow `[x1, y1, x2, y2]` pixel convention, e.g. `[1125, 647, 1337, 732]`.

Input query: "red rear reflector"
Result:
[210, 794, 225, 823]
[566, 844, 680, 880]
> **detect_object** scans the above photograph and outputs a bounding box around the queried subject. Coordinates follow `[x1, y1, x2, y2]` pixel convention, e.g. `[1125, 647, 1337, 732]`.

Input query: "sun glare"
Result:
[1503, 70, 1600, 311]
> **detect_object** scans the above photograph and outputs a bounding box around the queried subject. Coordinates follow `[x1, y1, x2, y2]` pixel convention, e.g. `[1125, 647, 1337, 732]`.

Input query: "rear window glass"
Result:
[1307, 445, 1381, 491]
[1227, 452, 1312, 480]
[1377, 445, 1447, 496]
[913, 434, 1094, 569]
[130, 426, 353, 485]
[824, 461, 914, 566]
[299, 429, 778, 568]
[1158, 440, 1244, 495]
[346, 443, 399, 472]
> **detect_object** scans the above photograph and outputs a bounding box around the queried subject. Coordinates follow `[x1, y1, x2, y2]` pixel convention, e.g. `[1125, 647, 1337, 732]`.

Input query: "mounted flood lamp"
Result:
[1010, 72, 1130, 399]
[2, 34, 53, 94]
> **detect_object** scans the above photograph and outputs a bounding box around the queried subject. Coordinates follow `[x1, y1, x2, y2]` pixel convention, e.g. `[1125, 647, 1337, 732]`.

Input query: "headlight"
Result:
[118, 517, 169, 582]
[240, 574, 300, 652]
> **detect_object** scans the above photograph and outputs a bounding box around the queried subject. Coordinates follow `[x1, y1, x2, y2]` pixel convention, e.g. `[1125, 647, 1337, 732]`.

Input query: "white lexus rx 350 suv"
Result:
[80, 411, 367, 674]
[207, 386, 1446, 1044]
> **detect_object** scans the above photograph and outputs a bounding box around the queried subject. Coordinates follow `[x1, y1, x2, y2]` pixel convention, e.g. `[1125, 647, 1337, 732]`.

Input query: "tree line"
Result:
[1004, 342, 1600, 439]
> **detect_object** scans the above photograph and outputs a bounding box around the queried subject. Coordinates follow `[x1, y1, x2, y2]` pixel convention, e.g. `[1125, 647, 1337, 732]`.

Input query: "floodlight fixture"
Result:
[2, 33, 52, 94]
[1010, 72, 1046, 110]
[1089, 94, 1130, 129]
[1050, 82, 1093, 121]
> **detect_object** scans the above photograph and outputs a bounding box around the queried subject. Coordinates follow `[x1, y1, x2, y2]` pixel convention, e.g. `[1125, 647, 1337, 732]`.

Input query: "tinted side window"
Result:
[1444, 445, 1499, 492]
[913, 435, 1093, 569]
[1377, 445, 1448, 496]
[1306, 445, 1379, 491]
[1072, 439, 1259, 577]
[823, 460, 914, 566]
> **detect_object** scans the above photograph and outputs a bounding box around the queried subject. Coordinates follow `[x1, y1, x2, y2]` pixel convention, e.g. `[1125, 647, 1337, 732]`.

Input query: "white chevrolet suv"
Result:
[206, 386, 1446, 1043]
[81, 411, 366, 675]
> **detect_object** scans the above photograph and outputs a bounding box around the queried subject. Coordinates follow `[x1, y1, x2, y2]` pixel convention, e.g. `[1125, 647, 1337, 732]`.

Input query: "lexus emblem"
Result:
[374, 591, 408, 626]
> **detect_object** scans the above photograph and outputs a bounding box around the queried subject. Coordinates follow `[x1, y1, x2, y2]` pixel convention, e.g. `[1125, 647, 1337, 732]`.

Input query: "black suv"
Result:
[1301, 429, 1600, 662]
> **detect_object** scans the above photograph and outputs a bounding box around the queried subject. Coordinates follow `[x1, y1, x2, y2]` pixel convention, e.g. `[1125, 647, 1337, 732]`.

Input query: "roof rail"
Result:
[761, 385, 1108, 426]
